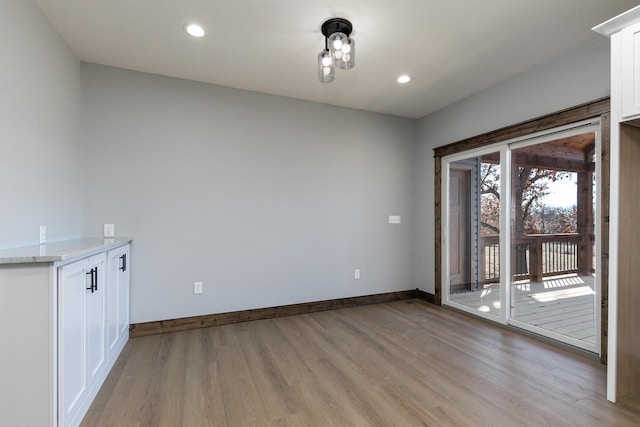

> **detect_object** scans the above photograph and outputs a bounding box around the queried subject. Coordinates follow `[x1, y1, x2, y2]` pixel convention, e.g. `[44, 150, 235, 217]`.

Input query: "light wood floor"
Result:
[82, 299, 640, 426]
[450, 274, 596, 344]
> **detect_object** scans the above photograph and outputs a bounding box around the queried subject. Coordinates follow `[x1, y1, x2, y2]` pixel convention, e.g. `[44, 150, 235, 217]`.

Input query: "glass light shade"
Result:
[329, 32, 348, 59]
[318, 50, 335, 83]
[336, 37, 355, 69]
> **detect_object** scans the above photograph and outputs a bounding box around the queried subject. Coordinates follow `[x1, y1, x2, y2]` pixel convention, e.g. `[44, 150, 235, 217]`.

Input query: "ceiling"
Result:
[35, 0, 639, 119]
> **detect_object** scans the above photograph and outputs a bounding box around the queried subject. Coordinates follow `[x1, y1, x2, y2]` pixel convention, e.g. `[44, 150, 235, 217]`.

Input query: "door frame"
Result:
[442, 144, 510, 323]
[506, 122, 601, 353]
[448, 165, 472, 292]
[434, 98, 610, 361]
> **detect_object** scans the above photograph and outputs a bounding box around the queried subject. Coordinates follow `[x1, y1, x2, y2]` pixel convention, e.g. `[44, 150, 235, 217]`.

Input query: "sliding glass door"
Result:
[442, 122, 600, 353]
[509, 131, 599, 351]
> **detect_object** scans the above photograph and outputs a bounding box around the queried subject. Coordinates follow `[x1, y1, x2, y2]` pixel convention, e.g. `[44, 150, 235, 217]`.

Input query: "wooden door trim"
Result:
[434, 98, 610, 158]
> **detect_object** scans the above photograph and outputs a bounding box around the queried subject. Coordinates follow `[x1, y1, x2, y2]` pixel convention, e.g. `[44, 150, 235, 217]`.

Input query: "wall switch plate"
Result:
[39, 226, 46, 244]
[194, 281, 203, 294]
[354, 269, 360, 279]
[388, 215, 401, 224]
[104, 223, 115, 237]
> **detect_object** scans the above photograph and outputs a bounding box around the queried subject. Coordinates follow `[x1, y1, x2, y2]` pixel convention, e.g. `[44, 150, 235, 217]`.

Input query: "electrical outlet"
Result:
[104, 223, 115, 237]
[354, 269, 360, 279]
[194, 281, 203, 294]
[39, 225, 46, 244]
[388, 215, 401, 224]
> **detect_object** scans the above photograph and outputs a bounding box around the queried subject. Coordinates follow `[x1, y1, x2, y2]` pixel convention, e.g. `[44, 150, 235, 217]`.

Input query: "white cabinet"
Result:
[622, 21, 640, 119]
[58, 253, 107, 427]
[0, 238, 131, 427]
[106, 245, 130, 360]
[58, 243, 131, 427]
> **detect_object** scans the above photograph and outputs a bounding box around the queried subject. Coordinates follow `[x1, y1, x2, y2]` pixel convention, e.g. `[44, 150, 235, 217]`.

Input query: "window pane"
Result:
[510, 134, 596, 346]
[448, 152, 501, 317]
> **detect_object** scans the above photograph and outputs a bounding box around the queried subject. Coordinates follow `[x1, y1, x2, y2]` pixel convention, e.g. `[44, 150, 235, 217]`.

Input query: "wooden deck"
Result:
[449, 273, 596, 345]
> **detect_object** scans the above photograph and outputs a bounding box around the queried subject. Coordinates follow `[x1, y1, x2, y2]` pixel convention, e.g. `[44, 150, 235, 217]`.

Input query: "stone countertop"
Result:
[0, 237, 132, 264]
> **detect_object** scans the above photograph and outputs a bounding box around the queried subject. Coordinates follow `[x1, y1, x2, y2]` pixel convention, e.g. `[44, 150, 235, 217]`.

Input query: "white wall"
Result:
[0, 0, 82, 250]
[416, 37, 611, 293]
[81, 64, 417, 323]
[1, 0, 612, 321]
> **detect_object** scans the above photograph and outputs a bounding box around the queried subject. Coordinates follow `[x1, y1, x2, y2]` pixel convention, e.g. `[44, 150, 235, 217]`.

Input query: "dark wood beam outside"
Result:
[511, 152, 592, 172]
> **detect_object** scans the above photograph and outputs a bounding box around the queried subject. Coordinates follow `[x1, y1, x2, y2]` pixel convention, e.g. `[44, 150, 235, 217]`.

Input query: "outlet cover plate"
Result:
[104, 224, 115, 237]
[194, 281, 203, 294]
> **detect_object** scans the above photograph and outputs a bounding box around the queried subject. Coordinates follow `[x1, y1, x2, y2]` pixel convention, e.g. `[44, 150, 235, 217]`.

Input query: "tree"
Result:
[530, 205, 577, 234]
[512, 166, 573, 236]
[480, 162, 574, 275]
[480, 163, 500, 236]
[480, 163, 573, 236]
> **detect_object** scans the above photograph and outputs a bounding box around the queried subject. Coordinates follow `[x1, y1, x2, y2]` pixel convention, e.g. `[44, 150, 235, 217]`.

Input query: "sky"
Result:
[542, 175, 577, 208]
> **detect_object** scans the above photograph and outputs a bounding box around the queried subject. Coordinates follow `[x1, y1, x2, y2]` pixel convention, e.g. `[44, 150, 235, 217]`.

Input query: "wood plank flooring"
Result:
[81, 300, 640, 426]
[450, 274, 596, 344]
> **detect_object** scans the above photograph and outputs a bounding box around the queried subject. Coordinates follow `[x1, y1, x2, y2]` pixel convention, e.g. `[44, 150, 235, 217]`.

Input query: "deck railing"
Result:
[481, 235, 500, 283]
[480, 233, 587, 283]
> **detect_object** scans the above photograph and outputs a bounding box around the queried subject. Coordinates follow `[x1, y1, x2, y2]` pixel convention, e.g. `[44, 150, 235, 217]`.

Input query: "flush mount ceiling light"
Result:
[397, 75, 411, 84]
[184, 23, 205, 38]
[318, 18, 355, 83]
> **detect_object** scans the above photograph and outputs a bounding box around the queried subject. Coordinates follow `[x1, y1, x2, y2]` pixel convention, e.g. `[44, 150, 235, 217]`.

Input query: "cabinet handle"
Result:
[86, 268, 95, 293]
[93, 267, 98, 292]
[120, 254, 127, 272]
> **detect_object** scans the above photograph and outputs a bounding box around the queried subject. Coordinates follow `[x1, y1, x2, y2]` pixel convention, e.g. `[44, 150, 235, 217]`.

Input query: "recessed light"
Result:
[397, 75, 411, 84]
[184, 24, 205, 38]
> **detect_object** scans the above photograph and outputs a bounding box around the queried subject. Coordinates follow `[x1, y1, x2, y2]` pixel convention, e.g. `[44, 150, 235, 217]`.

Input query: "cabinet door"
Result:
[59, 260, 89, 423]
[622, 21, 640, 119]
[117, 247, 130, 340]
[106, 245, 130, 358]
[59, 253, 107, 427]
[85, 253, 107, 384]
